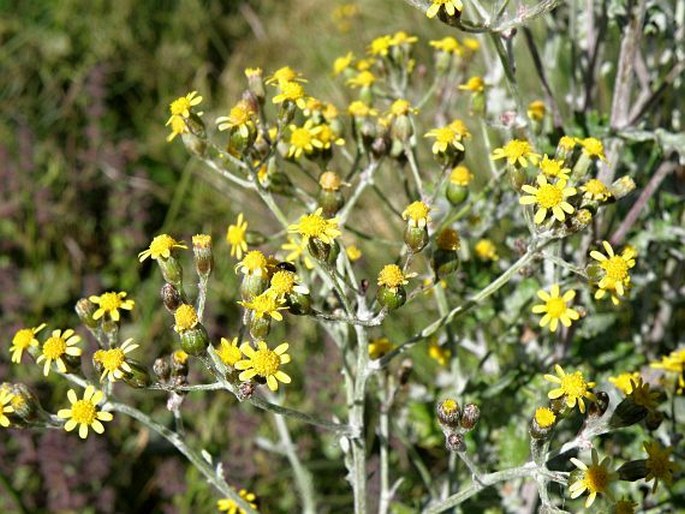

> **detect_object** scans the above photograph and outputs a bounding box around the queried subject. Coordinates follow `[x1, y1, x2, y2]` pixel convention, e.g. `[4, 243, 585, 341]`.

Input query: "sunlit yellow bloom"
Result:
[235, 341, 291, 391]
[268, 270, 308, 298]
[458, 75, 485, 93]
[346, 245, 362, 261]
[462, 37, 480, 54]
[531, 285, 580, 332]
[425, 126, 465, 155]
[389, 99, 417, 117]
[569, 449, 617, 507]
[539, 155, 570, 180]
[266, 66, 306, 86]
[288, 208, 341, 244]
[226, 213, 249, 259]
[174, 304, 199, 333]
[166, 114, 188, 142]
[348, 100, 378, 118]
[217, 488, 258, 513]
[36, 329, 82, 376]
[527, 100, 546, 122]
[272, 81, 307, 109]
[449, 165, 473, 186]
[10, 323, 46, 363]
[428, 340, 451, 366]
[368, 338, 394, 360]
[216, 337, 242, 367]
[448, 119, 471, 139]
[57, 385, 113, 439]
[235, 250, 269, 277]
[650, 348, 685, 391]
[429, 36, 461, 54]
[368, 35, 393, 56]
[474, 239, 498, 261]
[89, 291, 135, 322]
[534, 407, 556, 428]
[377, 264, 413, 291]
[216, 100, 256, 138]
[608, 371, 641, 395]
[311, 123, 345, 150]
[138, 234, 187, 262]
[558, 135, 576, 152]
[590, 241, 636, 304]
[0, 389, 14, 427]
[581, 178, 612, 202]
[390, 31, 418, 47]
[402, 201, 431, 228]
[578, 137, 607, 161]
[93, 338, 139, 382]
[333, 52, 355, 75]
[347, 70, 376, 88]
[519, 175, 577, 224]
[644, 440, 678, 492]
[492, 139, 541, 167]
[544, 364, 597, 413]
[168, 91, 202, 119]
[426, 0, 464, 19]
[287, 121, 317, 159]
[238, 292, 287, 321]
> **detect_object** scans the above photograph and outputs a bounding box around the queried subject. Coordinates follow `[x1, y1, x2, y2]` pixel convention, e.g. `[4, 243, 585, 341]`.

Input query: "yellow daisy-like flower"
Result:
[426, 0, 464, 18]
[227, 213, 249, 260]
[347, 70, 376, 88]
[93, 338, 139, 382]
[368, 35, 393, 56]
[644, 440, 678, 492]
[266, 66, 306, 86]
[272, 81, 307, 109]
[544, 364, 597, 414]
[539, 155, 570, 180]
[590, 241, 636, 303]
[608, 372, 641, 395]
[569, 449, 617, 507]
[429, 36, 461, 54]
[628, 377, 661, 411]
[402, 201, 431, 228]
[377, 264, 412, 291]
[0, 389, 15, 427]
[333, 52, 355, 75]
[216, 100, 255, 138]
[287, 208, 341, 245]
[217, 488, 258, 514]
[168, 91, 202, 119]
[534, 407, 556, 428]
[389, 99, 417, 117]
[238, 292, 287, 321]
[346, 245, 362, 262]
[581, 178, 612, 202]
[268, 270, 308, 298]
[36, 329, 82, 377]
[449, 165, 473, 186]
[216, 337, 242, 367]
[390, 31, 418, 47]
[424, 126, 465, 155]
[311, 123, 345, 150]
[368, 338, 394, 360]
[519, 175, 577, 224]
[166, 114, 188, 142]
[527, 100, 546, 122]
[557, 135, 577, 152]
[474, 239, 498, 261]
[492, 139, 541, 167]
[57, 385, 113, 439]
[88, 291, 135, 322]
[458, 75, 485, 93]
[10, 323, 46, 363]
[348, 100, 378, 118]
[578, 137, 607, 161]
[650, 348, 685, 391]
[235, 250, 269, 277]
[174, 304, 199, 333]
[235, 341, 291, 392]
[428, 340, 451, 366]
[531, 285, 580, 332]
[138, 234, 188, 262]
[287, 121, 318, 159]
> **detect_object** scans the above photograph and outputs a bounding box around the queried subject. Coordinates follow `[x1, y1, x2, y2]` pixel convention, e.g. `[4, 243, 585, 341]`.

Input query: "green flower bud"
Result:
[182, 113, 207, 157]
[179, 325, 209, 356]
[308, 237, 332, 262]
[617, 459, 648, 482]
[446, 183, 469, 205]
[240, 274, 269, 302]
[287, 292, 312, 315]
[249, 315, 271, 340]
[610, 397, 648, 428]
[404, 226, 429, 253]
[158, 255, 184, 289]
[75, 298, 98, 329]
[376, 284, 407, 311]
[391, 114, 413, 143]
[122, 360, 152, 388]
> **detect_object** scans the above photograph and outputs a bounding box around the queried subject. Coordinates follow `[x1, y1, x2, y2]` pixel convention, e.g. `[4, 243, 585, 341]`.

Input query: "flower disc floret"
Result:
[174, 304, 199, 333]
[544, 364, 597, 413]
[402, 201, 431, 228]
[519, 175, 577, 224]
[531, 284, 580, 332]
[534, 407, 556, 428]
[93, 338, 138, 382]
[449, 165, 473, 186]
[539, 155, 570, 180]
[235, 250, 269, 276]
[235, 341, 291, 391]
[492, 139, 541, 167]
[89, 291, 135, 322]
[10, 323, 46, 363]
[288, 208, 341, 244]
[57, 385, 113, 439]
[377, 264, 409, 291]
[36, 329, 82, 376]
[569, 449, 617, 507]
[138, 234, 187, 262]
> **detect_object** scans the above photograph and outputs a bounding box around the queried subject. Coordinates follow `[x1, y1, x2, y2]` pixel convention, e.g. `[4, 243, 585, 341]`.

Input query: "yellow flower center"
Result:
[503, 140, 532, 159]
[71, 399, 97, 425]
[449, 165, 472, 186]
[602, 256, 629, 281]
[174, 305, 199, 332]
[540, 157, 566, 177]
[170, 97, 192, 116]
[149, 235, 179, 259]
[560, 371, 589, 399]
[192, 234, 212, 248]
[97, 348, 125, 372]
[545, 297, 567, 317]
[403, 201, 430, 222]
[270, 271, 296, 295]
[391, 99, 411, 116]
[279, 81, 305, 101]
[43, 336, 66, 359]
[348, 101, 375, 117]
[534, 407, 556, 428]
[319, 171, 342, 191]
[297, 213, 328, 237]
[584, 464, 610, 493]
[558, 136, 576, 150]
[251, 348, 280, 376]
[97, 292, 123, 312]
[378, 264, 406, 288]
[353, 71, 375, 87]
[291, 127, 312, 148]
[173, 350, 189, 365]
[536, 183, 563, 208]
[433, 127, 455, 144]
[13, 329, 34, 349]
[441, 399, 459, 415]
[229, 103, 252, 125]
[217, 340, 241, 366]
[241, 251, 267, 272]
[584, 179, 608, 196]
[582, 137, 604, 157]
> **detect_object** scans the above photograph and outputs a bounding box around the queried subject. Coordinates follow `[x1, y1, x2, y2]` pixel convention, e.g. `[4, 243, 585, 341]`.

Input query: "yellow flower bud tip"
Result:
[402, 201, 431, 228]
[527, 100, 546, 121]
[436, 228, 461, 251]
[345, 245, 362, 262]
[174, 304, 199, 333]
[534, 407, 556, 428]
[138, 234, 188, 262]
[458, 75, 485, 92]
[319, 171, 343, 191]
[449, 165, 473, 186]
[244, 67, 262, 79]
[192, 234, 212, 248]
[172, 350, 189, 365]
[441, 399, 459, 415]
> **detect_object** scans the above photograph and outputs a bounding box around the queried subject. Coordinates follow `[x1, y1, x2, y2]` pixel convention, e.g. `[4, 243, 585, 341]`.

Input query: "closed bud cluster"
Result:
[192, 234, 214, 278]
[459, 403, 480, 431]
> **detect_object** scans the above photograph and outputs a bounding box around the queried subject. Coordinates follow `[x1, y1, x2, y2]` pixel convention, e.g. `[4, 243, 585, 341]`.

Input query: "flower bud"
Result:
[609, 176, 636, 200]
[568, 208, 593, 234]
[245, 68, 265, 103]
[436, 398, 461, 429]
[617, 459, 648, 482]
[158, 255, 184, 289]
[588, 390, 610, 418]
[509, 167, 526, 192]
[75, 298, 99, 329]
[391, 115, 413, 143]
[376, 285, 406, 311]
[249, 315, 271, 340]
[404, 226, 429, 253]
[5, 383, 45, 425]
[182, 113, 207, 157]
[308, 237, 332, 262]
[154, 357, 171, 382]
[645, 409, 664, 431]
[445, 432, 466, 452]
[161, 283, 183, 313]
[433, 228, 461, 279]
[460, 403, 480, 431]
[192, 234, 214, 278]
[171, 350, 190, 377]
[287, 291, 312, 315]
[122, 360, 152, 388]
[446, 183, 468, 206]
[318, 190, 345, 218]
[179, 325, 209, 357]
[610, 397, 648, 428]
[530, 407, 557, 440]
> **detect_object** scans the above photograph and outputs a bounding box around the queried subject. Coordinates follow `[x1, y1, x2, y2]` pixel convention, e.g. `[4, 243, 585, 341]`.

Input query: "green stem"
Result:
[0, 470, 28, 514]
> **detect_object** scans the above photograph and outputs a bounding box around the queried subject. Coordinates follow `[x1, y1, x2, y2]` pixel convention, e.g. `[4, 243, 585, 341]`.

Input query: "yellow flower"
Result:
[287, 208, 341, 244]
[311, 123, 345, 150]
[424, 126, 465, 155]
[217, 488, 258, 514]
[449, 165, 473, 186]
[272, 81, 307, 109]
[389, 99, 417, 117]
[166, 114, 188, 142]
[348, 100, 378, 118]
[402, 201, 431, 228]
[93, 338, 139, 382]
[235, 250, 269, 277]
[238, 292, 287, 321]
[333, 52, 355, 75]
[390, 31, 418, 47]
[613, 498, 637, 514]
[377, 264, 412, 291]
[578, 137, 607, 161]
[608, 372, 641, 395]
[428, 340, 451, 366]
[628, 377, 661, 411]
[266, 66, 306, 86]
[0, 389, 14, 427]
[227, 213, 249, 260]
[569, 449, 617, 507]
[89, 291, 135, 322]
[644, 440, 678, 492]
[458, 75, 485, 93]
[557, 135, 576, 152]
[544, 364, 597, 414]
[57, 385, 113, 439]
[287, 121, 317, 159]
[347, 70, 376, 88]
[534, 407, 556, 428]
[462, 37, 480, 54]
[174, 304, 199, 333]
[492, 139, 541, 167]
[527, 100, 546, 122]
[216, 100, 256, 138]
[216, 337, 242, 367]
[346, 245, 362, 262]
[10, 323, 46, 363]
[539, 155, 570, 180]
[650, 348, 685, 391]
[369, 338, 394, 360]
[519, 175, 577, 224]
[426, 0, 464, 19]
[168, 91, 202, 119]
[281, 237, 315, 270]
[429, 36, 461, 54]
[138, 234, 188, 262]
[235, 341, 291, 392]
[581, 178, 612, 202]
[590, 241, 636, 304]
[474, 239, 498, 261]
[368, 35, 393, 56]
[531, 285, 580, 332]
[36, 329, 82, 377]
